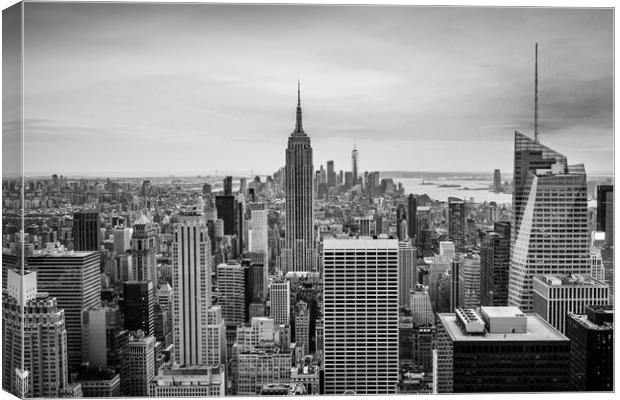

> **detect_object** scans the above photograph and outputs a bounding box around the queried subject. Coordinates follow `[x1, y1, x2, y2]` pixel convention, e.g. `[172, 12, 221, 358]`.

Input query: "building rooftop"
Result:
[480, 306, 525, 318]
[439, 312, 567, 342]
[534, 274, 607, 287]
[568, 313, 613, 332]
[323, 238, 398, 250]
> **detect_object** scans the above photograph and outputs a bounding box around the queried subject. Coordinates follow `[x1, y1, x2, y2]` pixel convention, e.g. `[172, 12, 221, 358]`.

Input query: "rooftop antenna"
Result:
[534, 42, 539, 142]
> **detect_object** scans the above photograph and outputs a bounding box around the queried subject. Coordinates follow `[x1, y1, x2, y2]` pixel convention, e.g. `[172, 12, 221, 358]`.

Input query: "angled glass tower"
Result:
[284, 83, 315, 272]
[508, 131, 590, 312]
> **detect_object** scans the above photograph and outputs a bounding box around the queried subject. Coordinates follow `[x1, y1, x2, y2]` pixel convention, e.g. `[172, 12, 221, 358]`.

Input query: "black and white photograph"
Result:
[0, 0, 615, 397]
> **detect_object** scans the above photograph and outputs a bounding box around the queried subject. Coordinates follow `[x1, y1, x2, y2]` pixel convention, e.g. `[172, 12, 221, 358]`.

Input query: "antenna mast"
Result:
[534, 42, 539, 142]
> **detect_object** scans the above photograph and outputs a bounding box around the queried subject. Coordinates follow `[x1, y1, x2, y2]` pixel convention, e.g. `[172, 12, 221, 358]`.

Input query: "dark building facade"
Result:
[448, 198, 466, 253]
[122, 281, 154, 336]
[437, 308, 570, 393]
[480, 221, 511, 306]
[215, 195, 238, 236]
[596, 185, 613, 245]
[407, 194, 417, 240]
[72, 211, 101, 251]
[566, 305, 613, 391]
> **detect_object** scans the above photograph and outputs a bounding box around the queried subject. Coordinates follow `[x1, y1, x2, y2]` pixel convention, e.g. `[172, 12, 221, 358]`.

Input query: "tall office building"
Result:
[26, 248, 101, 371]
[112, 228, 131, 254]
[247, 262, 267, 303]
[284, 83, 315, 272]
[131, 214, 157, 282]
[81, 305, 124, 367]
[2, 270, 69, 398]
[509, 132, 590, 312]
[454, 253, 481, 308]
[327, 160, 336, 187]
[398, 241, 417, 308]
[323, 239, 399, 394]
[436, 307, 570, 393]
[206, 306, 227, 366]
[249, 206, 269, 258]
[294, 301, 310, 354]
[351, 143, 359, 184]
[172, 212, 212, 365]
[566, 305, 613, 391]
[215, 195, 238, 236]
[480, 221, 511, 306]
[407, 194, 417, 240]
[596, 185, 613, 245]
[125, 332, 155, 397]
[532, 274, 609, 334]
[216, 261, 246, 326]
[223, 176, 233, 196]
[448, 198, 466, 253]
[409, 287, 434, 327]
[122, 281, 155, 336]
[72, 210, 100, 251]
[493, 169, 502, 193]
[269, 280, 291, 326]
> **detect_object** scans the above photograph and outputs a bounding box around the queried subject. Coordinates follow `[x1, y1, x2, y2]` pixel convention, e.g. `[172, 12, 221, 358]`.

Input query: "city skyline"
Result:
[2, 4, 613, 176]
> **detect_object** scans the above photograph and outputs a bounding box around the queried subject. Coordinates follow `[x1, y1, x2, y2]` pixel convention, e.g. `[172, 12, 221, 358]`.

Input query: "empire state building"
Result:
[283, 82, 315, 272]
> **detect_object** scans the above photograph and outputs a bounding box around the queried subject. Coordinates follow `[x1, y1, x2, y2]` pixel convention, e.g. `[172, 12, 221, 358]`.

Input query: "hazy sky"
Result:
[3, 3, 614, 176]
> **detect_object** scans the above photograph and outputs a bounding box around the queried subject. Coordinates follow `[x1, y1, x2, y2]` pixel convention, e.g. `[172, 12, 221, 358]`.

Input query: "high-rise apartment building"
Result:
[172, 212, 212, 365]
[532, 274, 609, 334]
[448, 198, 466, 253]
[509, 132, 590, 312]
[284, 83, 315, 272]
[398, 241, 417, 308]
[269, 280, 291, 326]
[566, 305, 613, 391]
[72, 210, 100, 251]
[437, 307, 570, 393]
[26, 247, 101, 371]
[2, 270, 69, 398]
[122, 281, 154, 336]
[480, 221, 511, 306]
[130, 214, 157, 282]
[217, 261, 246, 327]
[323, 238, 399, 394]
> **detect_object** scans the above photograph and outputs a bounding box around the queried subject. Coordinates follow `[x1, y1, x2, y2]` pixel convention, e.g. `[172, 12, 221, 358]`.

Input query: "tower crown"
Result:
[293, 80, 305, 135]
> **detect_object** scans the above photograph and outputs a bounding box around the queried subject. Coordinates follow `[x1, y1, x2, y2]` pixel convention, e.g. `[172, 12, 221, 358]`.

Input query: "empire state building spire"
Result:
[294, 80, 304, 134]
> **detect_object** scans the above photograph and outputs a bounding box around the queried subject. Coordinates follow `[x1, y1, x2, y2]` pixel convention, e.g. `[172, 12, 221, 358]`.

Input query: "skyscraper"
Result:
[326, 160, 336, 187]
[480, 221, 511, 306]
[131, 214, 157, 282]
[284, 82, 315, 272]
[436, 307, 570, 393]
[532, 274, 609, 334]
[351, 143, 359, 185]
[398, 241, 417, 308]
[26, 247, 101, 371]
[448, 198, 466, 253]
[72, 210, 100, 251]
[206, 306, 227, 366]
[493, 169, 502, 193]
[125, 332, 155, 397]
[323, 238, 399, 394]
[566, 305, 613, 391]
[294, 301, 310, 355]
[122, 281, 155, 336]
[216, 261, 246, 326]
[596, 185, 613, 245]
[269, 280, 291, 326]
[407, 194, 417, 240]
[509, 132, 590, 312]
[2, 270, 69, 398]
[172, 212, 212, 365]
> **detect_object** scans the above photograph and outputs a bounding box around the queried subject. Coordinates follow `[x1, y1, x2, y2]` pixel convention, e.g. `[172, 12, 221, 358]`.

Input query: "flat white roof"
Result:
[438, 313, 567, 342]
[323, 238, 399, 250]
[481, 306, 525, 318]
